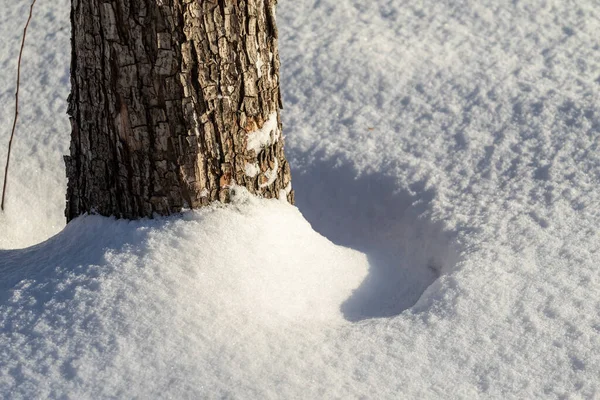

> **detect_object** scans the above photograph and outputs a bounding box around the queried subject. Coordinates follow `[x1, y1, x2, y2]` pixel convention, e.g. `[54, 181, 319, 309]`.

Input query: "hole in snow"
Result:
[292, 158, 460, 322]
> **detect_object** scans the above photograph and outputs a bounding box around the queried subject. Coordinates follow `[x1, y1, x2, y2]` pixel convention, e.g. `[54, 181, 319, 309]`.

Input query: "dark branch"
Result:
[2, 0, 37, 211]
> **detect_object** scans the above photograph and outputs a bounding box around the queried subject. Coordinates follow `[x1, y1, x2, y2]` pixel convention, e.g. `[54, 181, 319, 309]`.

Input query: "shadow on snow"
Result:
[291, 156, 459, 322]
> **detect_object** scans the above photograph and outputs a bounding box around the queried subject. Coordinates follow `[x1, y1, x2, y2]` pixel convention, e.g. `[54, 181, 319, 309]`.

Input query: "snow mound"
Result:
[0, 197, 368, 397]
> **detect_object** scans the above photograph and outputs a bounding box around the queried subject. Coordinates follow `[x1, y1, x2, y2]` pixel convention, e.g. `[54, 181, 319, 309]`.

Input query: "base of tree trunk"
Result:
[65, 0, 293, 221]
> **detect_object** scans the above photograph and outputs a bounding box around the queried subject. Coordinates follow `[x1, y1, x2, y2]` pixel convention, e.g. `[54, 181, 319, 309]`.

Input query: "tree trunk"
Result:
[65, 0, 293, 221]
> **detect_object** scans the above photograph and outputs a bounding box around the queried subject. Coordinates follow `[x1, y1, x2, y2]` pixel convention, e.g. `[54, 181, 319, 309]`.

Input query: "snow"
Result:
[246, 111, 279, 154]
[244, 161, 260, 178]
[0, 196, 371, 398]
[2, 0, 600, 398]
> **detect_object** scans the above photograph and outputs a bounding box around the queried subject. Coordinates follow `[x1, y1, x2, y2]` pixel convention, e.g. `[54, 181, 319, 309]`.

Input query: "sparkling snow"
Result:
[1, 0, 600, 398]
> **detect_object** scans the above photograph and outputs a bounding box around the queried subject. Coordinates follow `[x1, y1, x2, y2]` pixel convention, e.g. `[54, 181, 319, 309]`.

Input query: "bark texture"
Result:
[65, 0, 293, 221]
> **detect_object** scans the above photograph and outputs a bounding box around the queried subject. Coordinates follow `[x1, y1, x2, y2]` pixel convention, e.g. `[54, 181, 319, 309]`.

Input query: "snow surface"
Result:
[1, 0, 600, 398]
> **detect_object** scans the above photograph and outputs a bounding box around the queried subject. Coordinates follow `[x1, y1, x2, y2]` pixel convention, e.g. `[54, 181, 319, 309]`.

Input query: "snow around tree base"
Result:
[0, 197, 370, 397]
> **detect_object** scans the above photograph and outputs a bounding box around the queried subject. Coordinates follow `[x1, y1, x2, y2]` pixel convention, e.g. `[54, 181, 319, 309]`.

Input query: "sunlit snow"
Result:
[1, 0, 600, 398]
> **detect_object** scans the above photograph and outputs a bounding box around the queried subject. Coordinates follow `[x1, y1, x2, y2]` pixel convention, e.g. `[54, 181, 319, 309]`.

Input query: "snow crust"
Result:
[2, 0, 600, 398]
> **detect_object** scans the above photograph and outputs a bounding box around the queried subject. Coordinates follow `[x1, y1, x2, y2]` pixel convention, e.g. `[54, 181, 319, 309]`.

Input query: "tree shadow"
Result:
[291, 157, 460, 322]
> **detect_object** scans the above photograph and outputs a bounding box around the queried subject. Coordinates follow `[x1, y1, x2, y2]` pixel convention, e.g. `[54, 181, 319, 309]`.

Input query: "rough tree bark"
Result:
[65, 0, 293, 221]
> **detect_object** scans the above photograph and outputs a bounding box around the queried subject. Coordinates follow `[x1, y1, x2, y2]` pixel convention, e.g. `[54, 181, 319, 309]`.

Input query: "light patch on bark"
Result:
[247, 112, 280, 154]
[259, 158, 279, 188]
[245, 162, 260, 178]
[256, 43, 264, 79]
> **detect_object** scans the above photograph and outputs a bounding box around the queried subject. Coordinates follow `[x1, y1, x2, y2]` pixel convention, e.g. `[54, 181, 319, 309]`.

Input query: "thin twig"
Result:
[1, 0, 38, 211]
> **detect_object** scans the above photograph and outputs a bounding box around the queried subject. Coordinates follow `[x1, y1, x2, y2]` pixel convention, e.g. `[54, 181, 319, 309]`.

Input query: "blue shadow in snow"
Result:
[290, 156, 458, 322]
